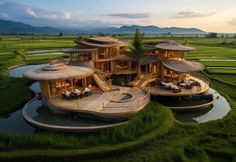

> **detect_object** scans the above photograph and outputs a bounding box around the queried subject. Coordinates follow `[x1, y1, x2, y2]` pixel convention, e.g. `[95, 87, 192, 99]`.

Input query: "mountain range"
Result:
[0, 19, 206, 35]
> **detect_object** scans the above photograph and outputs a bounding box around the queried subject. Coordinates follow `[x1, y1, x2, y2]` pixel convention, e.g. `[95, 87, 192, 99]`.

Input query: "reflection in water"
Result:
[32, 107, 109, 127]
[174, 106, 213, 122]
[174, 88, 231, 123]
[0, 82, 40, 134]
[0, 64, 232, 134]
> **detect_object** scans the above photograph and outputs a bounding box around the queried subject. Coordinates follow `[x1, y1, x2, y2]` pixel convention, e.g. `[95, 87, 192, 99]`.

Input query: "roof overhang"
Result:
[162, 60, 204, 73]
[80, 40, 125, 48]
[24, 65, 94, 81]
[140, 56, 160, 65]
[61, 48, 97, 53]
[155, 43, 195, 51]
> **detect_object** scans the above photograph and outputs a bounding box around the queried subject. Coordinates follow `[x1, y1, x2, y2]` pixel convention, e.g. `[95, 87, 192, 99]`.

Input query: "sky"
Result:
[0, 0, 236, 32]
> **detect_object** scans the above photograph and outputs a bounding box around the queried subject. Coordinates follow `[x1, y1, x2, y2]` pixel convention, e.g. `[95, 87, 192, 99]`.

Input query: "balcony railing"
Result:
[191, 72, 210, 89]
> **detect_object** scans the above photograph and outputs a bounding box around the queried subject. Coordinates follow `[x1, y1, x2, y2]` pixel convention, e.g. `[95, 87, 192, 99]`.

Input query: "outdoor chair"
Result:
[184, 85, 192, 89]
[72, 92, 80, 99]
[62, 93, 67, 99]
[84, 91, 90, 97]
[160, 82, 171, 90]
[172, 88, 181, 93]
[62, 93, 72, 100]
[193, 81, 201, 86]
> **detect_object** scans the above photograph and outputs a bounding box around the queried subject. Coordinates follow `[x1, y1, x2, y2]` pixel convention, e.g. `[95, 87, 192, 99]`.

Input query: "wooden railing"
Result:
[133, 90, 150, 109]
[191, 72, 210, 89]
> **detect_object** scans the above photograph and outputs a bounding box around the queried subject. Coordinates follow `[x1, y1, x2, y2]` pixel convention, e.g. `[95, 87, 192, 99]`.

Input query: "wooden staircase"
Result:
[132, 73, 157, 88]
[93, 72, 114, 92]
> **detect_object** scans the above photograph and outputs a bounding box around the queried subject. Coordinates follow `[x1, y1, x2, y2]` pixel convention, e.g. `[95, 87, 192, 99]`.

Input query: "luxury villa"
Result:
[24, 36, 212, 122]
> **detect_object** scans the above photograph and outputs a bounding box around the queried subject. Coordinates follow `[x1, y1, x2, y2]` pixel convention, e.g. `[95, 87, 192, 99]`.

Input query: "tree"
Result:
[128, 28, 145, 79]
[59, 32, 63, 37]
[206, 32, 217, 38]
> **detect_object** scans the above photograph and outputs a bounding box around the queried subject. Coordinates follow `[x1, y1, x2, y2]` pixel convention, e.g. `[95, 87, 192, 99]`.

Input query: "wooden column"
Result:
[84, 77, 87, 87]
[128, 61, 132, 70]
[71, 78, 74, 90]
[40, 80, 50, 98]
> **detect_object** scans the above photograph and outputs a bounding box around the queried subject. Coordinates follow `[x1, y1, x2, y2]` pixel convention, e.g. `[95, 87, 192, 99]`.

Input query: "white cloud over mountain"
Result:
[0, 1, 156, 29]
[0, 1, 94, 28]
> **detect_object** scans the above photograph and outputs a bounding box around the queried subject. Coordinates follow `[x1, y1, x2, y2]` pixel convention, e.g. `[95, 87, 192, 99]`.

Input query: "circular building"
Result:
[24, 62, 95, 112]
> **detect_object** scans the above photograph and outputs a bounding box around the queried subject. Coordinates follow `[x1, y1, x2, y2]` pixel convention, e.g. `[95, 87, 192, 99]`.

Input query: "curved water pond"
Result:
[0, 64, 232, 133]
[8, 64, 47, 78]
[174, 88, 231, 123]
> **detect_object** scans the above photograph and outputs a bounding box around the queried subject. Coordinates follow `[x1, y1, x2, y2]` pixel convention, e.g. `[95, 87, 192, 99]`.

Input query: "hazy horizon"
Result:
[0, 0, 235, 33]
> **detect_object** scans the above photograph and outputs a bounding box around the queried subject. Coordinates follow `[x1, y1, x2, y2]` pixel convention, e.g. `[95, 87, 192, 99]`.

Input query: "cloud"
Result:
[0, 1, 152, 28]
[64, 12, 71, 19]
[174, 11, 215, 18]
[107, 13, 151, 19]
[228, 18, 236, 26]
[26, 8, 38, 17]
[0, 1, 79, 27]
[0, 12, 9, 19]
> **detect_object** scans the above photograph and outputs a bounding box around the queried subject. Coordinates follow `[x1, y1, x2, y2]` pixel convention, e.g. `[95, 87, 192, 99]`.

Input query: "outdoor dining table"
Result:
[73, 89, 81, 95]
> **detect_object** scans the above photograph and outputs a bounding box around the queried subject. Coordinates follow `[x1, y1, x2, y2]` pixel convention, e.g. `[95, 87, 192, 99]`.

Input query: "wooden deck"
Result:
[46, 86, 150, 119]
[150, 76, 209, 96]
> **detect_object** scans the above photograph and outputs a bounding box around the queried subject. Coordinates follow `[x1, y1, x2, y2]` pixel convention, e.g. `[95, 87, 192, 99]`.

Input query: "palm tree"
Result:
[128, 28, 145, 79]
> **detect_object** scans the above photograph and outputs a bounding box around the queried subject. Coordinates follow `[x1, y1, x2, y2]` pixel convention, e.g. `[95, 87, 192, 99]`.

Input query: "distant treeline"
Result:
[0, 33, 236, 39]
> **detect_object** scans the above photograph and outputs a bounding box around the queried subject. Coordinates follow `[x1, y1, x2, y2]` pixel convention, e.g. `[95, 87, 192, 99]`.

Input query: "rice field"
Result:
[0, 35, 236, 162]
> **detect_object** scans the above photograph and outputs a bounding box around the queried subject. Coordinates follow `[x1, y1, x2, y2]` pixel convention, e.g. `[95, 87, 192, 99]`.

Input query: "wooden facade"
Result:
[66, 37, 206, 89]
[143, 48, 195, 84]
[66, 37, 136, 78]
[39, 76, 93, 98]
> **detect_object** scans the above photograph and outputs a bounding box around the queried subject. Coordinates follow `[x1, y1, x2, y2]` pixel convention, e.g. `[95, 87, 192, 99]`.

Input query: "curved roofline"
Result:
[61, 48, 98, 53]
[80, 40, 125, 48]
[162, 60, 204, 73]
[155, 42, 195, 52]
[87, 36, 119, 43]
[24, 65, 94, 81]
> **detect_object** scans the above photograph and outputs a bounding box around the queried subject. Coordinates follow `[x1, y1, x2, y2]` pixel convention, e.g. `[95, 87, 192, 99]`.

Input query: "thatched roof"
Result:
[24, 63, 94, 80]
[80, 40, 125, 48]
[87, 36, 118, 43]
[140, 56, 160, 65]
[162, 60, 204, 73]
[155, 42, 195, 51]
[62, 48, 97, 53]
[72, 36, 126, 48]
[144, 41, 175, 51]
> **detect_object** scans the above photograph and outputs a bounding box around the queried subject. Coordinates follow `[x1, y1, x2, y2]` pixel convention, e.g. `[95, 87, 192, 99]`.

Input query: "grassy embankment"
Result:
[0, 36, 236, 161]
[0, 101, 175, 161]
